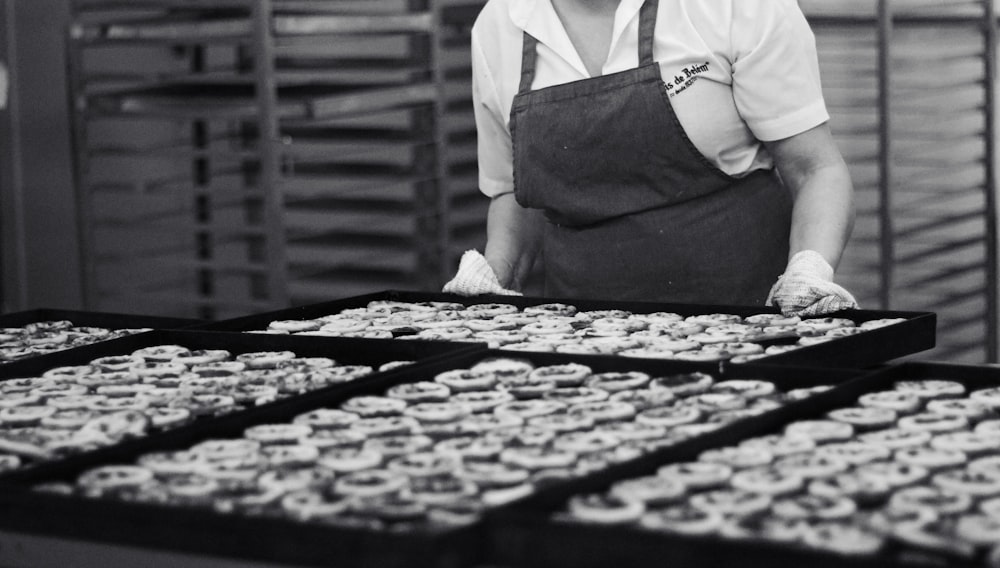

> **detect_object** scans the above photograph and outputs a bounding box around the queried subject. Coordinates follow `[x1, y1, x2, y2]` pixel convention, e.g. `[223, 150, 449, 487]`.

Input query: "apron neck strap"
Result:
[517, 0, 660, 96]
[518, 32, 540, 96]
[638, 0, 658, 66]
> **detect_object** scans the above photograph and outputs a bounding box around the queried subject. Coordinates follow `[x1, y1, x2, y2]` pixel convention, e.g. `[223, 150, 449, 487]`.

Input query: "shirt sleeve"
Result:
[730, 0, 829, 142]
[472, 33, 516, 198]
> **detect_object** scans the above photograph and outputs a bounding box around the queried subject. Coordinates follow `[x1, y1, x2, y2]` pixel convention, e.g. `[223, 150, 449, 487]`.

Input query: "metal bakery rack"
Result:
[436, 0, 492, 267]
[67, 0, 489, 322]
[800, 0, 1000, 363]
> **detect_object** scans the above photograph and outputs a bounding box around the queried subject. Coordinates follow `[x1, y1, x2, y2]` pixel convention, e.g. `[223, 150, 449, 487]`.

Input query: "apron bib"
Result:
[509, 0, 791, 305]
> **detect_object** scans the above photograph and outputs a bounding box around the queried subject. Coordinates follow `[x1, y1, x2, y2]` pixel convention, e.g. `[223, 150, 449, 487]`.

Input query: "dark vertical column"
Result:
[877, 0, 894, 311]
[251, 0, 290, 308]
[983, 0, 998, 362]
[0, 0, 19, 311]
[427, 0, 450, 288]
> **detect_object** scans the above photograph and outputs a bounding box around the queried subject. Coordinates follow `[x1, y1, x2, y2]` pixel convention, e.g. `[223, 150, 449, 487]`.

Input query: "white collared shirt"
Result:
[472, 0, 829, 197]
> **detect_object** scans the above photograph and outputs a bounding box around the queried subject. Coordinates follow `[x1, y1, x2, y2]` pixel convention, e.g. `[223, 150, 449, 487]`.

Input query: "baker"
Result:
[444, 0, 857, 317]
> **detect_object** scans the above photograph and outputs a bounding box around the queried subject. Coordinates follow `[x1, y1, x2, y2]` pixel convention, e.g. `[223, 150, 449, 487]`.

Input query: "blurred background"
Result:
[0, 0, 996, 363]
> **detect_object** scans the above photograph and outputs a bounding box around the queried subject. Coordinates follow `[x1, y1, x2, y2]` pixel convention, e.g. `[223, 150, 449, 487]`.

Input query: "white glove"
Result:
[443, 250, 521, 296]
[766, 250, 858, 317]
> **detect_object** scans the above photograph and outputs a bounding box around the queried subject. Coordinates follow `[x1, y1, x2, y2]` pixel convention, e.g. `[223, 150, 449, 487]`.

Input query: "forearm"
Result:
[765, 123, 855, 272]
[484, 192, 544, 290]
[787, 161, 855, 271]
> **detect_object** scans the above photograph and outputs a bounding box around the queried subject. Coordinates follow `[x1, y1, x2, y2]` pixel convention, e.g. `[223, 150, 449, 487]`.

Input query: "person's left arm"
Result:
[763, 123, 859, 316]
[727, 0, 858, 314]
[765, 122, 854, 270]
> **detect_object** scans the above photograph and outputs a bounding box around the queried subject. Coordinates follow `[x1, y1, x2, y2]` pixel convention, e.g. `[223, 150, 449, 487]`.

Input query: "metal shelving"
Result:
[435, 0, 487, 271]
[800, 0, 999, 363]
[68, 0, 478, 319]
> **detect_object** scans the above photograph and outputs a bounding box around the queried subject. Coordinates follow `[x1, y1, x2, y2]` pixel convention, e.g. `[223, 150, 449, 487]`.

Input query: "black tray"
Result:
[0, 309, 202, 364]
[0, 349, 859, 568]
[0, 329, 481, 482]
[0, 308, 199, 330]
[487, 362, 1000, 568]
[194, 290, 937, 369]
[0, 340, 495, 568]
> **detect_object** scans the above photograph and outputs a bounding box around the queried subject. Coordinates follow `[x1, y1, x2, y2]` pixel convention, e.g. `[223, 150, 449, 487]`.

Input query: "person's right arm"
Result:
[485, 192, 545, 291]
[471, 22, 544, 291]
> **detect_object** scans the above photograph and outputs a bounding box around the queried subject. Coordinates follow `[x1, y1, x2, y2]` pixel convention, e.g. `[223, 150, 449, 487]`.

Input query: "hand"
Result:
[443, 250, 521, 296]
[767, 250, 858, 317]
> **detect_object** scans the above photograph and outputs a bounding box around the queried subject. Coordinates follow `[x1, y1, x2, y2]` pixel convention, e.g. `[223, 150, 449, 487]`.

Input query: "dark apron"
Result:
[509, 0, 791, 306]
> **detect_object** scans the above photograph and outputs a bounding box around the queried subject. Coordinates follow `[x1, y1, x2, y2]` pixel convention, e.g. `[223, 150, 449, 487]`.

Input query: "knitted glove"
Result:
[442, 250, 521, 297]
[766, 250, 858, 317]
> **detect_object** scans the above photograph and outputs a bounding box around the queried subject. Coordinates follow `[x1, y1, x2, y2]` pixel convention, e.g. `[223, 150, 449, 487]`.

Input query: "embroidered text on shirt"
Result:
[665, 61, 710, 97]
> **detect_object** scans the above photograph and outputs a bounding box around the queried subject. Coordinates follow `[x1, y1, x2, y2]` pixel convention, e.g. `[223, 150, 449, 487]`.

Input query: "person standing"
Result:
[444, 0, 857, 317]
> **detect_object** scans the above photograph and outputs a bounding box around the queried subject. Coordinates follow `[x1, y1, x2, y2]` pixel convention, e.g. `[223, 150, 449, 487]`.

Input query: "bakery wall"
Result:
[0, 0, 997, 363]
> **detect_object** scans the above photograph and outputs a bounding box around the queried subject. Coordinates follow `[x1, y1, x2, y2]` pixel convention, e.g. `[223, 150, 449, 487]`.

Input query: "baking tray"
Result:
[0, 350, 859, 568]
[194, 290, 937, 369]
[486, 362, 1000, 568]
[0, 329, 481, 480]
[0, 309, 199, 330]
[0, 341, 495, 568]
[0, 308, 202, 364]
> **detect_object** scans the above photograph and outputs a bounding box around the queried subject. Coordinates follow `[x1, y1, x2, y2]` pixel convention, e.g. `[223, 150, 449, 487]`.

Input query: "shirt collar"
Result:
[507, 0, 537, 30]
[507, 0, 646, 77]
[611, 0, 645, 54]
[509, 0, 585, 76]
